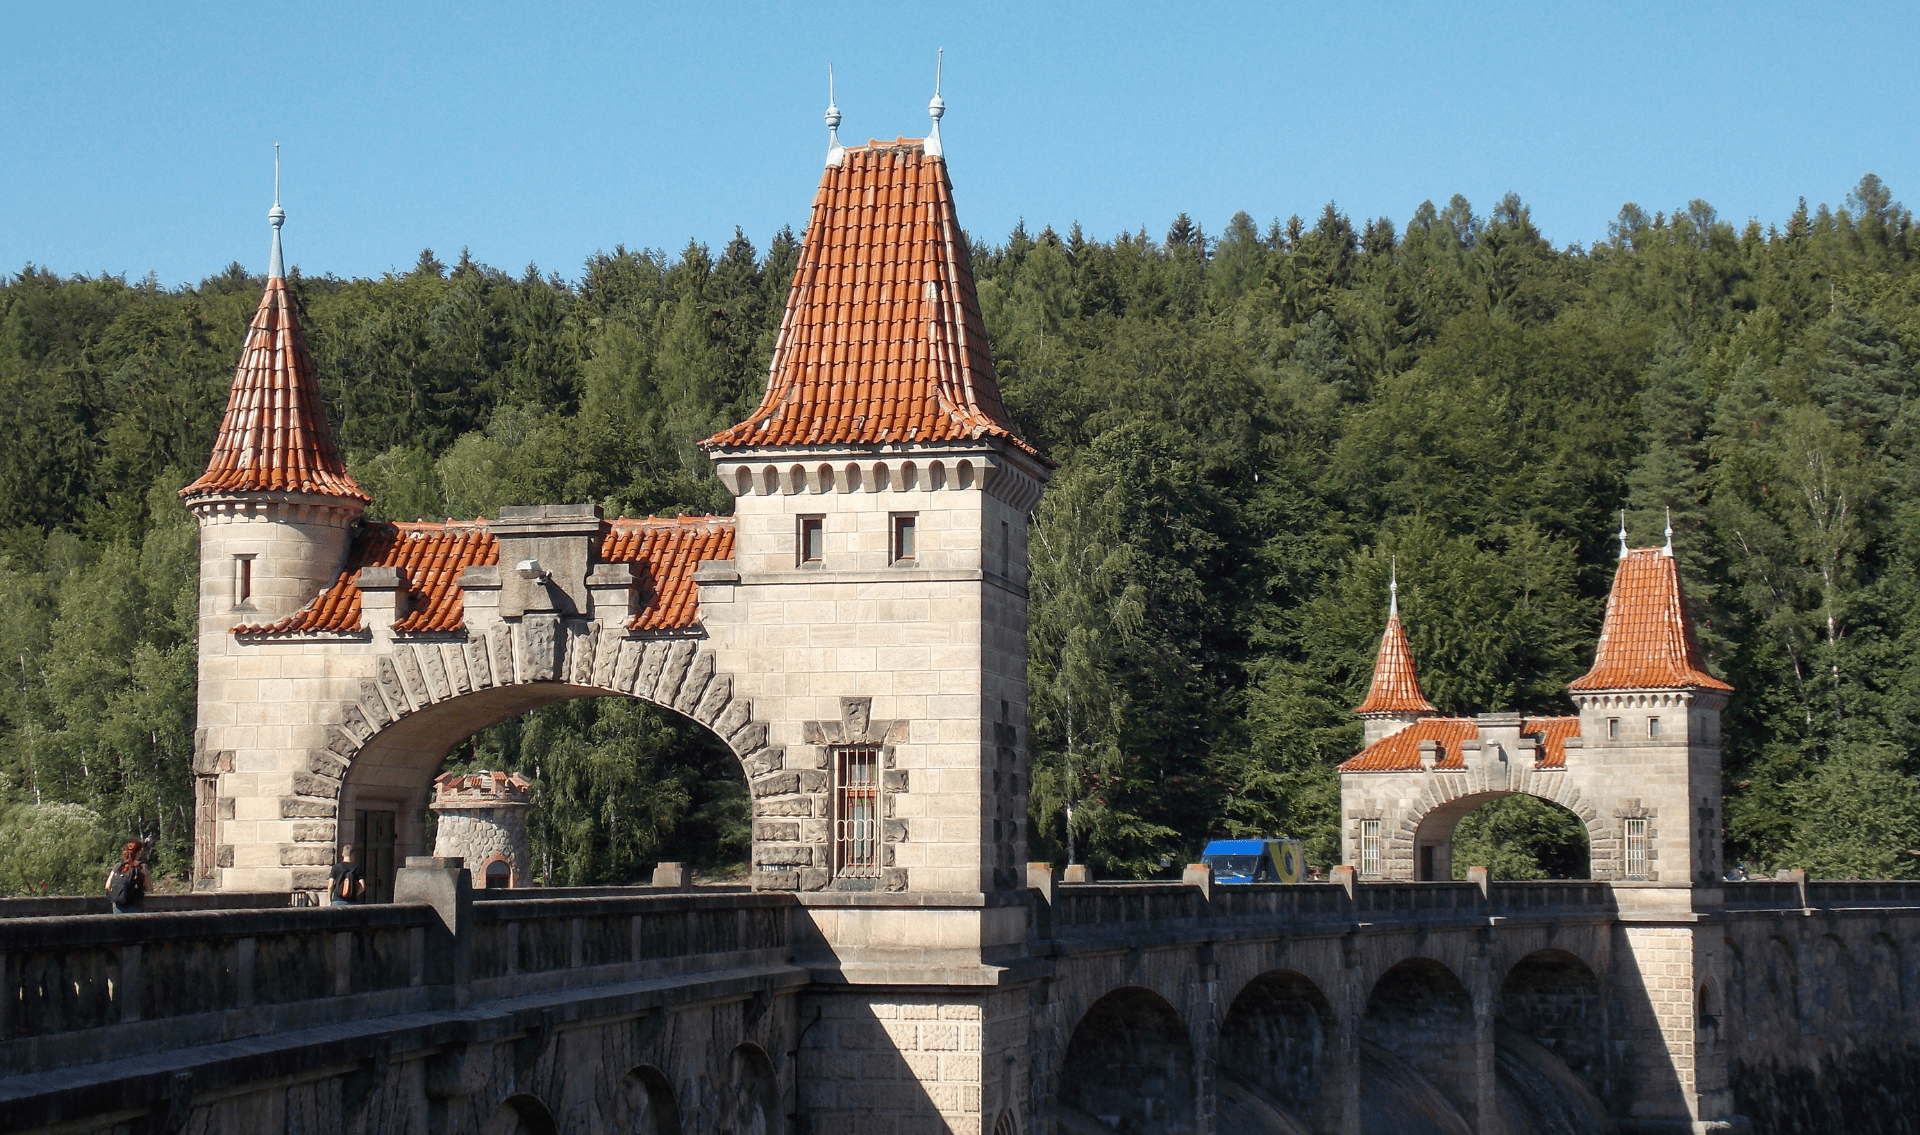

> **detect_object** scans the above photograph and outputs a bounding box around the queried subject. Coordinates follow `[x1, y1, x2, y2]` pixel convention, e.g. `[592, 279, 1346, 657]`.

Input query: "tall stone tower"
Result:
[180, 183, 370, 889]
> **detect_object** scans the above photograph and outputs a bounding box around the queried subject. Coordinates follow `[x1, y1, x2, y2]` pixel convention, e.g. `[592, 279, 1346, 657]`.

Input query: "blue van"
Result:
[1201, 839, 1308, 884]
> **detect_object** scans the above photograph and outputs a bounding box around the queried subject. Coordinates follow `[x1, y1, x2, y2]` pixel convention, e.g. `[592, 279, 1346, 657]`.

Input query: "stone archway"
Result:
[1495, 949, 1613, 1123]
[1056, 986, 1197, 1135]
[308, 632, 776, 894]
[1406, 788, 1601, 881]
[1361, 958, 1477, 1130]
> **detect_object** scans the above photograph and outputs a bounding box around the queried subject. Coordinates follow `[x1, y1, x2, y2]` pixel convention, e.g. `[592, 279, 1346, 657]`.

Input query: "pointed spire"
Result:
[1618, 509, 1629, 559]
[1571, 547, 1731, 692]
[1356, 567, 1436, 716]
[924, 49, 946, 158]
[180, 166, 367, 505]
[824, 64, 845, 168]
[267, 143, 286, 279]
[1662, 506, 1674, 557]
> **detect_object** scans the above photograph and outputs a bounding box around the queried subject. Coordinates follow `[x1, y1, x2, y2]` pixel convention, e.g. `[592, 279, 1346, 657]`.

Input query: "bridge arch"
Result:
[1496, 948, 1610, 1107]
[1057, 986, 1197, 1135]
[1406, 789, 1596, 880]
[720, 1043, 780, 1135]
[620, 1065, 682, 1135]
[482, 1093, 559, 1135]
[313, 633, 774, 887]
[1362, 958, 1477, 1127]
[1216, 969, 1337, 1131]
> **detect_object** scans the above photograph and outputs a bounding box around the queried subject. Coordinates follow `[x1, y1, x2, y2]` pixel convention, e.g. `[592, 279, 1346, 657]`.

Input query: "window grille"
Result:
[835, 748, 881, 879]
[1360, 819, 1382, 878]
[1625, 817, 1649, 880]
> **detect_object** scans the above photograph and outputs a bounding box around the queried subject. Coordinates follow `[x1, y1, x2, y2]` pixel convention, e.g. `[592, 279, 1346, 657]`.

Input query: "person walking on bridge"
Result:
[330, 845, 365, 906]
[104, 842, 149, 913]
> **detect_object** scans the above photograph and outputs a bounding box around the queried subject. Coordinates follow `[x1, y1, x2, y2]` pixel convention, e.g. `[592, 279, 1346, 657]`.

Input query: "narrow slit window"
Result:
[1360, 819, 1382, 878]
[234, 555, 254, 606]
[1625, 817, 1649, 880]
[1647, 716, 1662, 739]
[1606, 717, 1620, 740]
[799, 516, 824, 564]
[835, 748, 880, 879]
[1001, 520, 1010, 576]
[892, 514, 916, 563]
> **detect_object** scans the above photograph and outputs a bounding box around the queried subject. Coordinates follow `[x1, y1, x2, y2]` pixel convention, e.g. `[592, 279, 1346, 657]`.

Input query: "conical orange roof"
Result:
[1356, 611, 1436, 715]
[701, 138, 1040, 458]
[181, 275, 367, 503]
[1569, 548, 1731, 692]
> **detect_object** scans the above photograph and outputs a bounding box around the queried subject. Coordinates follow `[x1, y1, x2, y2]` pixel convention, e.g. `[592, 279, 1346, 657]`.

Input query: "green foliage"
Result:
[0, 803, 116, 895]
[1449, 796, 1590, 880]
[4, 174, 1920, 885]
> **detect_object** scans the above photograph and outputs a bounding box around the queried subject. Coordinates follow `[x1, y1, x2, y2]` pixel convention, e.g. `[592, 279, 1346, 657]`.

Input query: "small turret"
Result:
[1355, 563, 1436, 745]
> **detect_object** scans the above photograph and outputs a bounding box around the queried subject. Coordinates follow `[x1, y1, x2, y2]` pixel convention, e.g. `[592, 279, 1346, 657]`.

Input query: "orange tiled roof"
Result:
[1568, 548, 1731, 692]
[1340, 718, 1478, 771]
[701, 139, 1041, 459]
[1522, 715, 1580, 769]
[1355, 613, 1436, 715]
[235, 521, 496, 636]
[181, 276, 368, 503]
[234, 515, 734, 638]
[434, 770, 531, 802]
[600, 516, 736, 632]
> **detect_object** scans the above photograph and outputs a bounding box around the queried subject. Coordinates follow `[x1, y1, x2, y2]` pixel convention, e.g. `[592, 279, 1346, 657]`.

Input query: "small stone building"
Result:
[1340, 532, 1734, 894]
[430, 770, 533, 888]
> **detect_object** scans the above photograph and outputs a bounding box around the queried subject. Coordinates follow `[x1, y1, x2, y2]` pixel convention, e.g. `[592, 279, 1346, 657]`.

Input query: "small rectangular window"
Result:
[1606, 717, 1619, 740]
[892, 514, 916, 563]
[1625, 817, 1649, 880]
[234, 555, 255, 606]
[1000, 520, 1010, 576]
[834, 747, 880, 879]
[1360, 819, 1382, 878]
[799, 516, 824, 564]
[1647, 716, 1661, 738]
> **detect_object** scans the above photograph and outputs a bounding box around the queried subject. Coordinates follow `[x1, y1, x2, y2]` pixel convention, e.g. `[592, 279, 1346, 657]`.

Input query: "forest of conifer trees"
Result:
[3, 176, 1918, 890]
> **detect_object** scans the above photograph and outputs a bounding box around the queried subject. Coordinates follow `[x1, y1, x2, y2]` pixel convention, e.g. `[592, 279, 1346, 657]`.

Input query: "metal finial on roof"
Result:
[1662, 506, 1674, 557]
[925, 48, 946, 158]
[824, 64, 845, 168]
[1618, 509, 1629, 559]
[267, 143, 287, 279]
[1389, 556, 1399, 618]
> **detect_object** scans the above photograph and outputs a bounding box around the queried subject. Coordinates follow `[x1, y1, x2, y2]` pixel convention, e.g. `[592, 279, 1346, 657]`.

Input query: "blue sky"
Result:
[4, 2, 1916, 286]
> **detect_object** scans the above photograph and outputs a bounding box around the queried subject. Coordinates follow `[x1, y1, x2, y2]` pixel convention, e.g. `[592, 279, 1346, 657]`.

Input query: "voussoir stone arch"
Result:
[1400, 778, 1605, 880]
[305, 625, 809, 884]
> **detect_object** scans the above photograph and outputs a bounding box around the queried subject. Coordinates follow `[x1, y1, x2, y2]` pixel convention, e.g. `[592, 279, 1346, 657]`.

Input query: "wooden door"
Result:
[357, 809, 397, 903]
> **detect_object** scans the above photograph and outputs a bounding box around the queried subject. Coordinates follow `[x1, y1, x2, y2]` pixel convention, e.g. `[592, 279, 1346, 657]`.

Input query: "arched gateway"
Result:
[184, 117, 1050, 902]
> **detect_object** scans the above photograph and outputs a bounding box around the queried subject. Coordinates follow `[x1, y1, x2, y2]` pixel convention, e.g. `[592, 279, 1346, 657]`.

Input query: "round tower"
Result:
[430, 771, 534, 889]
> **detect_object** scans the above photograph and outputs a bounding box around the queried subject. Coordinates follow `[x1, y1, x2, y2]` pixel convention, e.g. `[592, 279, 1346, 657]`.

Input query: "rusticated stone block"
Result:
[753, 870, 801, 891]
[755, 821, 800, 843]
[396, 646, 432, 704]
[421, 643, 452, 700]
[490, 624, 516, 687]
[465, 637, 494, 690]
[673, 652, 715, 716]
[614, 639, 644, 690]
[694, 672, 731, 725]
[309, 749, 348, 778]
[882, 770, 909, 792]
[339, 701, 374, 742]
[655, 640, 697, 705]
[633, 640, 670, 699]
[521, 615, 560, 682]
[292, 822, 335, 842]
[217, 797, 235, 820]
[884, 819, 908, 842]
[744, 749, 784, 779]
[280, 844, 335, 866]
[756, 844, 812, 867]
[798, 868, 828, 891]
[291, 773, 341, 799]
[281, 798, 336, 818]
[567, 620, 597, 685]
[377, 656, 413, 716]
[794, 770, 828, 794]
[443, 642, 472, 695]
[758, 796, 813, 817]
[290, 868, 331, 890]
[883, 869, 909, 892]
[324, 728, 358, 760]
[216, 845, 234, 867]
[729, 722, 769, 757]
[753, 771, 801, 798]
[357, 678, 394, 727]
[713, 698, 752, 740]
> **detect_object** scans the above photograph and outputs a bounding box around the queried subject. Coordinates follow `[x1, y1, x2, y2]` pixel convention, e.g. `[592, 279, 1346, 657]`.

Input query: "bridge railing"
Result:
[0, 903, 432, 1078]
[0, 892, 300, 919]
[466, 891, 791, 1000]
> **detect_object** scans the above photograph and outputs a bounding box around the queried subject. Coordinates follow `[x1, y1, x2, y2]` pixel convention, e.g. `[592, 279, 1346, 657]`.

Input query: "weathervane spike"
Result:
[1663, 506, 1674, 557]
[925, 48, 946, 158]
[267, 143, 287, 279]
[1389, 556, 1399, 619]
[1618, 509, 1629, 559]
[824, 64, 845, 168]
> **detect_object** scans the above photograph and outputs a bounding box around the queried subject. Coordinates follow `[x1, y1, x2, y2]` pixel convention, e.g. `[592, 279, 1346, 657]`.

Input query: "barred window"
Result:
[835, 748, 880, 879]
[1360, 819, 1383, 878]
[1625, 817, 1649, 880]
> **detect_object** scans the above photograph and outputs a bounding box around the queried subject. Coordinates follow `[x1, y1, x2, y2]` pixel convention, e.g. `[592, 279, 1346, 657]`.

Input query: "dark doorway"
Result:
[1420, 844, 1437, 881]
[357, 809, 397, 903]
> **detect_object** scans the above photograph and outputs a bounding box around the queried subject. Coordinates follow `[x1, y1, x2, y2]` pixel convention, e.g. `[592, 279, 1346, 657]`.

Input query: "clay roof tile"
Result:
[1568, 548, 1732, 692]
[1355, 612, 1436, 715]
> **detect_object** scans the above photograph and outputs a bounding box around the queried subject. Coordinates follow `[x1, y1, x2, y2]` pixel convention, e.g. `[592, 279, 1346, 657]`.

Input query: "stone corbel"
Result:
[1418, 739, 1439, 770]
[586, 562, 636, 622]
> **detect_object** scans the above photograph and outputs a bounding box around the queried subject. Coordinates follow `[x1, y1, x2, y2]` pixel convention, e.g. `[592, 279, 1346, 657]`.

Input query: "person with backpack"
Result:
[104, 842, 150, 913]
[330, 844, 365, 906]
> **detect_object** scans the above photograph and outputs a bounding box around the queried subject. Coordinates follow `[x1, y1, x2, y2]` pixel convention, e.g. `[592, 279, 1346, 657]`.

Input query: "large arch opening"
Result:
[619, 1065, 683, 1135]
[481, 1093, 560, 1135]
[1410, 791, 1590, 881]
[1494, 949, 1613, 1130]
[338, 677, 750, 895]
[1058, 987, 1197, 1135]
[720, 1043, 780, 1135]
[1217, 970, 1336, 1133]
[1361, 958, 1476, 1132]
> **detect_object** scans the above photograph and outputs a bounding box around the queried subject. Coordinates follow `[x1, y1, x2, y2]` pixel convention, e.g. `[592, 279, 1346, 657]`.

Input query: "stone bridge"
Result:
[5, 866, 1917, 1135]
